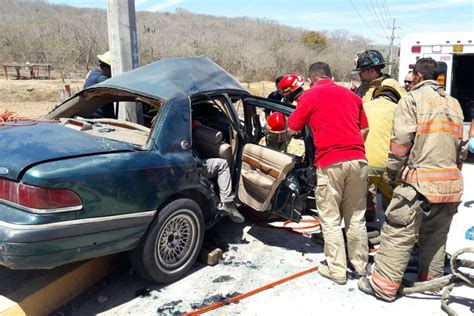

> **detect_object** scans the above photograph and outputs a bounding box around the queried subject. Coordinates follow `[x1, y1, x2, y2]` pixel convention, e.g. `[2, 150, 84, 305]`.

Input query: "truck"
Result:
[398, 32, 474, 124]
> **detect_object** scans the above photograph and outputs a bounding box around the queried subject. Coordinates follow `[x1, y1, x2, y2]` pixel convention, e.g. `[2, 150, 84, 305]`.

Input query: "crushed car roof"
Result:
[90, 56, 247, 100]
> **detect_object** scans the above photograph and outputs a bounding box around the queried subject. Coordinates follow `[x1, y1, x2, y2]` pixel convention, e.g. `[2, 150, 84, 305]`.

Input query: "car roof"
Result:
[90, 56, 248, 101]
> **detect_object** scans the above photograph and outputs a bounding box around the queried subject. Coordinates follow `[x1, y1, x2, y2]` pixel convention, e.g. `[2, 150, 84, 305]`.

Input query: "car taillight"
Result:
[0, 178, 82, 213]
[411, 45, 421, 53]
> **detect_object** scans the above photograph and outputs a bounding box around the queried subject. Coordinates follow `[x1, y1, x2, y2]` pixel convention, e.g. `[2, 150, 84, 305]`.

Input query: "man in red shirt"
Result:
[288, 62, 369, 285]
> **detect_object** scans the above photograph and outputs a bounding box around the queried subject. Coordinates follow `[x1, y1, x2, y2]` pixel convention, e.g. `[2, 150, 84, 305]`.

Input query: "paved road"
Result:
[56, 165, 474, 316]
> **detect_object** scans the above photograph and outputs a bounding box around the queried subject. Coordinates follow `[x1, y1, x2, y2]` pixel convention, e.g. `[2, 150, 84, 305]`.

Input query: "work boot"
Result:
[358, 277, 394, 302]
[318, 264, 347, 285]
[218, 202, 245, 223]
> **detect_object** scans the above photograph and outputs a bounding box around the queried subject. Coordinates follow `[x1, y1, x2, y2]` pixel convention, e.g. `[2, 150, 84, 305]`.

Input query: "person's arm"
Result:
[359, 99, 369, 141]
[287, 96, 312, 135]
[361, 127, 369, 141]
[386, 94, 417, 177]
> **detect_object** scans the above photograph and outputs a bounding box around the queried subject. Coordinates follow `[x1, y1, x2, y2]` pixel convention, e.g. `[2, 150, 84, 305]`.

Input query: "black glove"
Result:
[382, 169, 398, 189]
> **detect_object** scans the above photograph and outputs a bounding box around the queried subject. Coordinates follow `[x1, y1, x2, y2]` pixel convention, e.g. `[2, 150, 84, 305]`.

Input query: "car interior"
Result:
[191, 97, 307, 213]
[46, 89, 163, 147]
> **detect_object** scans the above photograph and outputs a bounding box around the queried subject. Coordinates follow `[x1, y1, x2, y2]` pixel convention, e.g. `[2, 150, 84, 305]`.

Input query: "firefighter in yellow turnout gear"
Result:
[353, 49, 405, 219]
[364, 81, 405, 210]
[358, 58, 468, 301]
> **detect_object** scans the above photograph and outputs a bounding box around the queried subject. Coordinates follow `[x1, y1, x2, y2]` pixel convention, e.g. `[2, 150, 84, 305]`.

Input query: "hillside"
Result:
[0, 0, 396, 81]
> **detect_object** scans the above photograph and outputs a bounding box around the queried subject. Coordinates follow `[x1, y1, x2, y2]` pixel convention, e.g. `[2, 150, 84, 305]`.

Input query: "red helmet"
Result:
[278, 74, 305, 96]
[267, 112, 286, 132]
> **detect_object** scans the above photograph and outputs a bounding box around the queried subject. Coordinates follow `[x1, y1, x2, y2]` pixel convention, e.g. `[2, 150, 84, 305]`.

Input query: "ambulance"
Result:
[398, 32, 474, 124]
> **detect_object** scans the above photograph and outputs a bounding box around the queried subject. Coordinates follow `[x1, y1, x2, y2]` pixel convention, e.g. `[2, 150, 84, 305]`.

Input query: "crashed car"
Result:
[0, 57, 315, 282]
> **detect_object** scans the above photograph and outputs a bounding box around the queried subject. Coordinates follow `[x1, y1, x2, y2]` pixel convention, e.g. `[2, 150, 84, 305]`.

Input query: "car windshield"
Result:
[45, 88, 164, 147]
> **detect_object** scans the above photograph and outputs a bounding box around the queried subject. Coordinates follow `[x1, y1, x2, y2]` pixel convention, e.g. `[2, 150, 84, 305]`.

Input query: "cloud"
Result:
[145, 0, 182, 12]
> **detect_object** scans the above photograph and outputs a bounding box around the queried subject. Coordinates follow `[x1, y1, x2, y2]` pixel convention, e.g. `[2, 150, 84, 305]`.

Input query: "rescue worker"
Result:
[277, 74, 305, 104]
[288, 62, 369, 285]
[353, 49, 405, 220]
[404, 71, 415, 91]
[84, 51, 115, 118]
[267, 75, 284, 102]
[353, 49, 392, 102]
[265, 111, 287, 152]
[364, 81, 405, 212]
[358, 58, 468, 301]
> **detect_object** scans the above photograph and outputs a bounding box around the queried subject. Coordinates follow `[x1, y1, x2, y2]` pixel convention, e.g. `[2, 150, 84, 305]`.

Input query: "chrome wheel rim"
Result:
[156, 211, 197, 270]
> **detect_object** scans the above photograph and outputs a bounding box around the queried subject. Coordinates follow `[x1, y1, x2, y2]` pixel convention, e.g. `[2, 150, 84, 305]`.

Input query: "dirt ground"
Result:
[0, 78, 84, 117]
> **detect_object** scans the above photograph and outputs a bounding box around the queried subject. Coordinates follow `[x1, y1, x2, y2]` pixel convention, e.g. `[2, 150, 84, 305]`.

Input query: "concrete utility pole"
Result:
[107, 0, 142, 123]
[387, 18, 396, 76]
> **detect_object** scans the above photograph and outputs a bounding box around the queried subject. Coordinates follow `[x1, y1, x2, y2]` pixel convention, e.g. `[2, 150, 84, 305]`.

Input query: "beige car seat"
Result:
[192, 125, 233, 168]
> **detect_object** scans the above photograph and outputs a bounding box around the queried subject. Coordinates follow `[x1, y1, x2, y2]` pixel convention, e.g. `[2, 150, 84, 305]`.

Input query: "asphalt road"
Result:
[56, 165, 474, 316]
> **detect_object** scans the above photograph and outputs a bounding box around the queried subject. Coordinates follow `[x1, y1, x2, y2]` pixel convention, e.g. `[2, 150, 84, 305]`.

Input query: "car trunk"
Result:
[0, 122, 135, 180]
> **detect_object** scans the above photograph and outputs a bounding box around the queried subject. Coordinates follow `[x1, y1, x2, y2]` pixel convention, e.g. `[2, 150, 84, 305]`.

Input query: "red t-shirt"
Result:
[287, 78, 368, 168]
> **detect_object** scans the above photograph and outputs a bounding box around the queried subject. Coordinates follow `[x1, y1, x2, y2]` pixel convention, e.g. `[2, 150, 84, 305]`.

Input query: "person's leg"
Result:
[366, 180, 377, 221]
[203, 158, 234, 202]
[365, 184, 422, 301]
[203, 158, 243, 223]
[418, 203, 458, 280]
[316, 164, 347, 283]
[341, 160, 368, 275]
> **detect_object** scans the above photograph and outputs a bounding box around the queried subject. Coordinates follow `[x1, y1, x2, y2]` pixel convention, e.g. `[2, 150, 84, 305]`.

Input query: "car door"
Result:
[238, 96, 316, 222]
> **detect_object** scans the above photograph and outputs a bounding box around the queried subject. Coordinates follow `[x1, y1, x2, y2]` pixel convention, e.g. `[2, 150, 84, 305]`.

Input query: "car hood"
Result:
[0, 122, 134, 180]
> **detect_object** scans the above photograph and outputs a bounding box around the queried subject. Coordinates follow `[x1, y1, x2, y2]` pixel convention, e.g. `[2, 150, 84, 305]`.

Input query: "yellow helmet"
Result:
[98, 51, 111, 66]
[373, 78, 405, 100]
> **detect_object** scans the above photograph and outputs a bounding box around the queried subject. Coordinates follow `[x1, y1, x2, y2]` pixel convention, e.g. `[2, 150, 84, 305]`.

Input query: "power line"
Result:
[364, 0, 389, 37]
[375, 0, 391, 28]
[381, 0, 393, 24]
[349, 0, 386, 39]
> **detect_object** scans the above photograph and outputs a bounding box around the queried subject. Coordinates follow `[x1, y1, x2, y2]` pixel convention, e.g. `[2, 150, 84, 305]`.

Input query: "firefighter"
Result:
[364, 81, 405, 212]
[353, 49, 393, 102]
[265, 111, 287, 152]
[358, 58, 468, 301]
[353, 49, 405, 220]
[277, 74, 305, 104]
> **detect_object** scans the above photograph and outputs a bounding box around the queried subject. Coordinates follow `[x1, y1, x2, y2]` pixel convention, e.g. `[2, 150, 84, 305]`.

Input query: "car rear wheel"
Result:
[130, 198, 205, 283]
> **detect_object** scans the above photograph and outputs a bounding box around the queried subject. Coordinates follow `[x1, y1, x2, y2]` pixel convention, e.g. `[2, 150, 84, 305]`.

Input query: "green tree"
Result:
[300, 31, 327, 51]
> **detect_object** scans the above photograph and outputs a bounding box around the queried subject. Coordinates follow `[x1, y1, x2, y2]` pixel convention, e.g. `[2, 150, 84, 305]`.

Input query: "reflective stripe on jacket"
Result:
[387, 80, 468, 203]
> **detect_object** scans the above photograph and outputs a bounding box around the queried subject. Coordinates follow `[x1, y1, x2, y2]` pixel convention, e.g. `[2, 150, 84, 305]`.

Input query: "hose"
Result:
[184, 265, 319, 315]
[0, 109, 57, 126]
[399, 247, 474, 316]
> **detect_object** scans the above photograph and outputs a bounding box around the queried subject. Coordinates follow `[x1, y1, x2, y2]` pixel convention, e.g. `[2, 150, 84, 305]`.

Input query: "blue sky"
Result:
[48, 0, 473, 44]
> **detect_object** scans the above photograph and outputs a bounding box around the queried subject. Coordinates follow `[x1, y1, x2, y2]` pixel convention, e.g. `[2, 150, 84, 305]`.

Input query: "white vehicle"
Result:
[398, 32, 474, 123]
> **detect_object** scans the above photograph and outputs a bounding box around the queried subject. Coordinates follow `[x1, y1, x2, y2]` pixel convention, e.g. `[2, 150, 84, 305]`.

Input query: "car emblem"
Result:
[0, 167, 9, 175]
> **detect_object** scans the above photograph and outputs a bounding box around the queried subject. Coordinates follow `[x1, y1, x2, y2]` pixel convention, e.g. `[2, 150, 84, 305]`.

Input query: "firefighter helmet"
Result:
[353, 50, 388, 72]
[266, 112, 286, 132]
[278, 74, 305, 96]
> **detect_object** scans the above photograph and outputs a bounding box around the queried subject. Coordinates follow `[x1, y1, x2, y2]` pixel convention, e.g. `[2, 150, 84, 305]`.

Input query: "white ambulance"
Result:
[398, 32, 474, 123]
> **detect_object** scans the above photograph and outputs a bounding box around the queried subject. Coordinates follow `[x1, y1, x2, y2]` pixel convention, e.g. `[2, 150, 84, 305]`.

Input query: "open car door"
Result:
[237, 96, 316, 222]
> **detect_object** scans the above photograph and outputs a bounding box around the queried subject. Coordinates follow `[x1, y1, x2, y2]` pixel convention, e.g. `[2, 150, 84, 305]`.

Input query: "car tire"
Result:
[130, 198, 205, 283]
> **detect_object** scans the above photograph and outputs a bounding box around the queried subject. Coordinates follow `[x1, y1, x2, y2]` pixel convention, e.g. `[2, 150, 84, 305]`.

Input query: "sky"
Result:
[48, 0, 474, 45]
